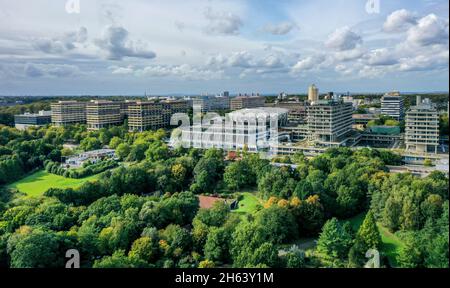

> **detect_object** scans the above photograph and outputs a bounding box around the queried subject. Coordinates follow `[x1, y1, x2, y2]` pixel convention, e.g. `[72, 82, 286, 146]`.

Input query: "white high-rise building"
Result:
[405, 97, 439, 154]
[381, 91, 404, 121]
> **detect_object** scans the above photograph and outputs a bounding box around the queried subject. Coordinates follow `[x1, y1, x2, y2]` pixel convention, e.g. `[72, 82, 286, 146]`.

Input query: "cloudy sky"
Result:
[0, 0, 448, 95]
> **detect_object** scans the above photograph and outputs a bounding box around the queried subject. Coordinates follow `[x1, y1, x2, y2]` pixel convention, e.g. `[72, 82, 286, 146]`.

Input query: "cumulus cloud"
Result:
[33, 27, 88, 54]
[366, 48, 399, 66]
[24, 63, 80, 78]
[204, 7, 243, 35]
[292, 55, 326, 72]
[263, 22, 296, 35]
[325, 27, 362, 51]
[406, 14, 449, 46]
[383, 9, 417, 32]
[95, 26, 156, 60]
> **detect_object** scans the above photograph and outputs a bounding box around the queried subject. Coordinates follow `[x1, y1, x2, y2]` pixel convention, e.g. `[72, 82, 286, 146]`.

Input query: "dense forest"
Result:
[0, 123, 448, 268]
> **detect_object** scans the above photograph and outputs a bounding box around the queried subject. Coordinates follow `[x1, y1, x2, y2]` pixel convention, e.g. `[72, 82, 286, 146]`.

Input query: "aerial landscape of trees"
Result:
[0, 122, 448, 268]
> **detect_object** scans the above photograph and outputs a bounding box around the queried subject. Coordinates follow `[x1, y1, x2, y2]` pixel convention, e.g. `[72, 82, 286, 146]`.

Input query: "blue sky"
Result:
[0, 0, 448, 95]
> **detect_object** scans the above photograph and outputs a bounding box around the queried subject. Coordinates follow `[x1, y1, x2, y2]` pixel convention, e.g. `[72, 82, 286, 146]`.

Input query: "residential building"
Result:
[381, 91, 404, 121]
[86, 100, 122, 130]
[306, 98, 356, 147]
[128, 100, 188, 132]
[51, 101, 86, 126]
[230, 95, 265, 110]
[405, 97, 439, 154]
[14, 110, 52, 130]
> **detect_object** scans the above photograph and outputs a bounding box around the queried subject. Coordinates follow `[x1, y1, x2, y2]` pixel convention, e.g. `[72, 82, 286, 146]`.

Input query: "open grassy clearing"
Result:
[7, 170, 101, 197]
[232, 190, 263, 215]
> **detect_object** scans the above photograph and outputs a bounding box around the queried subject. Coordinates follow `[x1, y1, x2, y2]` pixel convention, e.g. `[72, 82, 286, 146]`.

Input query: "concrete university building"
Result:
[306, 97, 356, 147]
[405, 96, 440, 154]
[381, 91, 404, 121]
[180, 107, 288, 152]
[230, 95, 265, 110]
[51, 101, 87, 126]
[128, 100, 189, 132]
[14, 110, 52, 130]
[86, 100, 122, 130]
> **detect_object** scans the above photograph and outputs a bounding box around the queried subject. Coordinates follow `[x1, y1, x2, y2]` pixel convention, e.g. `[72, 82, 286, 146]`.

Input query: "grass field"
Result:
[232, 191, 263, 215]
[7, 170, 101, 197]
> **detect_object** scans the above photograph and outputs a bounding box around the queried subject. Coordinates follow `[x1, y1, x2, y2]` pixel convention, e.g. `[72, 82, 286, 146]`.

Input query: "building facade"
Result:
[405, 97, 439, 154]
[14, 111, 52, 130]
[306, 99, 354, 146]
[193, 95, 230, 112]
[128, 100, 188, 132]
[86, 100, 122, 130]
[51, 101, 87, 126]
[308, 84, 319, 103]
[381, 91, 404, 121]
[230, 96, 265, 110]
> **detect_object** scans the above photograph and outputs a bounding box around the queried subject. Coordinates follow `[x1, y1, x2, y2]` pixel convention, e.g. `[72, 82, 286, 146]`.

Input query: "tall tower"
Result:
[308, 84, 319, 103]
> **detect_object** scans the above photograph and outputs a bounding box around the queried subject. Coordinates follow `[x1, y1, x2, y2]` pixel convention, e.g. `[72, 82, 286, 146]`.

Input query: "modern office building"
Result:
[230, 95, 265, 110]
[181, 107, 288, 152]
[405, 97, 439, 154]
[193, 95, 230, 112]
[308, 84, 319, 103]
[119, 100, 138, 120]
[381, 91, 404, 121]
[86, 100, 122, 130]
[14, 111, 52, 130]
[128, 100, 188, 132]
[306, 98, 356, 147]
[51, 101, 87, 126]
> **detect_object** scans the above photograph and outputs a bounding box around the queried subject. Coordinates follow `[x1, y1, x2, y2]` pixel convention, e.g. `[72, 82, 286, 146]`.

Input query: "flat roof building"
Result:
[193, 95, 230, 112]
[405, 97, 439, 154]
[86, 100, 122, 130]
[230, 95, 265, 110]
[308, 84, 319, 103]
[128, 100, 188, 132]
[180, 107, 288, 152]
[51, 101, 86, 126]
[14, 111, 52, 130]
[307, 99, 355, 147]
[381, 91, 404, 121]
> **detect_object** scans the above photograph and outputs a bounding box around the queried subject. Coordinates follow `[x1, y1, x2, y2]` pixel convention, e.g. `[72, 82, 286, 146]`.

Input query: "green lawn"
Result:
[7, 170, 101, 197]
[232, 191, 263, 214]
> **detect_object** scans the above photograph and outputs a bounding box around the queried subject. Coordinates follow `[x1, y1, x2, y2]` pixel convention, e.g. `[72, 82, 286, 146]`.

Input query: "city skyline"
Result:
[0, 0, 449, 95]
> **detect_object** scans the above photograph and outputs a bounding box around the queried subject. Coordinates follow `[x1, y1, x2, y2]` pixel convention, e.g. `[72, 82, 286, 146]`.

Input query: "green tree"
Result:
[316, 218, 352, 265]
[356, 211, 381, 250]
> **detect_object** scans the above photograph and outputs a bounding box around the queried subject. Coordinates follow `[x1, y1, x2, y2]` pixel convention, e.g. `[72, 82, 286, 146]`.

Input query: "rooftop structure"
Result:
[64, 149, 116, 168]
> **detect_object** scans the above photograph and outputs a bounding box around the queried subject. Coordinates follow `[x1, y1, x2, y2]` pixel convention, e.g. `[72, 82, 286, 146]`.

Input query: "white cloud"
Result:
[292, 55, 326, 72]
[203, 7, 243, 35]
[325, 27, 362, 51]
[95, 25, 156, 60]
[366, 48, 398, 66]
[383, 9, 417, 32]
[263, 22, 296, 35]
[406, 14, 449, 46]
